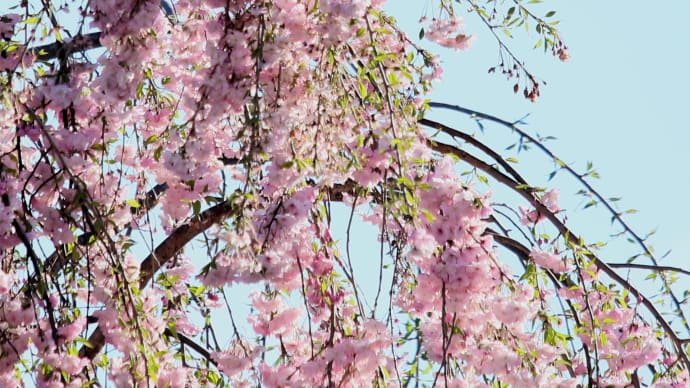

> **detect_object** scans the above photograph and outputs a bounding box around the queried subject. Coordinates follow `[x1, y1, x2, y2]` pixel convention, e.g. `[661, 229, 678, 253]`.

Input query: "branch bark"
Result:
[430, 138, 690, 370]
[429, 101, 690, 333]
[79, 200, 235, 359]
[78, 181, 360, 361]
[19, 1, 175, 61]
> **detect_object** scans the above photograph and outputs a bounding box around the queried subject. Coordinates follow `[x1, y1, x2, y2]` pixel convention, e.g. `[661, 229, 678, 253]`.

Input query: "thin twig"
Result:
[608, 263, 690, 277]
[163, 328, 217, 367]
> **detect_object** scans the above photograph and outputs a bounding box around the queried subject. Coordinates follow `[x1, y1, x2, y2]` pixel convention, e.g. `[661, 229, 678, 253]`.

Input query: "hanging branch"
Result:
[77, 180, 362, 360]
[427, 137, 690, 371]
[428, 101, 690, 331]
[14, 1, 176, 61]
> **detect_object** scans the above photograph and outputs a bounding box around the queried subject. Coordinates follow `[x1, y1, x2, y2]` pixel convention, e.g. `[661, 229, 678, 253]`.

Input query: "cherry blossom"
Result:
[0, 0, 683, 386]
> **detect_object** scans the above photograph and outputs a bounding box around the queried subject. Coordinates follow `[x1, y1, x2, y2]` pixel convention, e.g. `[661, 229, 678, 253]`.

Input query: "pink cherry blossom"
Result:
[0, 270, 11, 296]
[421, 17, 474, 50]
[0, 1, 679, 387]
[530, 249, 572, 272]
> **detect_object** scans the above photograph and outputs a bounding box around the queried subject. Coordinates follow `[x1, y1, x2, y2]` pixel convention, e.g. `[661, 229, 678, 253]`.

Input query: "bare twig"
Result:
[608, 263, 690, 277]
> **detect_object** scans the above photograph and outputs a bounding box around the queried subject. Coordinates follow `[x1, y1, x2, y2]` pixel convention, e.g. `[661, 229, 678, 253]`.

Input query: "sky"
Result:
[2, 0, 687, 305]
[2, 0, 690, 372]
[4, 1, 686, 267]
[388, 1, 690, 274]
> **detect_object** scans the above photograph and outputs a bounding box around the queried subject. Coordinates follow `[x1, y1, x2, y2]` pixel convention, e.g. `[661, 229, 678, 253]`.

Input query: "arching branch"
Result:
[78, 180, 362, 361]
[429, 101, 690, 332]
[419, 118, 528, 186]
[430, 138, 690, 370]
[79, 199, 235, 359]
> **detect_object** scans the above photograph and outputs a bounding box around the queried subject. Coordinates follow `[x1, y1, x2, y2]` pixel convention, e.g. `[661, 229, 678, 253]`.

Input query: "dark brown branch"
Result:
[138, 201, 235, 289]
[428, 102, 661, 268]
[76, 179, 365, 361]
[430, 139, 690, 370]
[23, 0, 176, 61]
[40, 183, 173, 278]
[80, 200, 236, 359]
[130, 183, 170, 216]
[11, 219, 60, 345]
[29, 32, 101, 61]
[608, 263, 690, 277]
[419, 118, 527, 186]
[163, 328, 217, 367]
[429, 101, 690, 331]
[488, 230, 580, 378]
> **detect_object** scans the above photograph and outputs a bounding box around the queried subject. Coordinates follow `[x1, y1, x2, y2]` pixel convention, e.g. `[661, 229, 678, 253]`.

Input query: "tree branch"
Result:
[430, 138, 690, 370]
[22, 0, 176, 61]
[429, 101, 690, 331]
[608, 263, 690, 277]
[79, 200, 236, 359]
[76, 178, 376, 362]
[163, 328, 218, 368]
[28, 32, 102, 61]
[38, 183, 173, 280]
[419, 117, 527, 186]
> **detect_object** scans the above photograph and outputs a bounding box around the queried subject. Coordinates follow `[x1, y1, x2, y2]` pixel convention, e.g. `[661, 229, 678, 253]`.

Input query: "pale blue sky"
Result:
[0, 3, 687, 386]
[389, 2, 690, 272]
[5, 1, 686, 266]
[3, 0, 689, 360]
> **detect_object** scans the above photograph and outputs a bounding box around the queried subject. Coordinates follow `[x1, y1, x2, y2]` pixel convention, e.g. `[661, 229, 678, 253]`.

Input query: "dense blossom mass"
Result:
[0, 0, 687, 387]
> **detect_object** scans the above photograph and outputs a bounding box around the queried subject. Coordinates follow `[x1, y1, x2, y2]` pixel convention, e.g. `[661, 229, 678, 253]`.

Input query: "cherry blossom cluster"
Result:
[419, 16, 473, 51]
[0, 0, 686, 386]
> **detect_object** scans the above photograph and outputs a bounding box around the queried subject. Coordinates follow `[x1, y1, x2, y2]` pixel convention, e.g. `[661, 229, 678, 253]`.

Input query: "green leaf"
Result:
[144, 134, 159, 146]
[74, 336, 94, 348]
[357, 81, 367, 98]
[584, 200, 597, 209]
[534, 38, 543, 49]
[506, 7, 515, 21]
